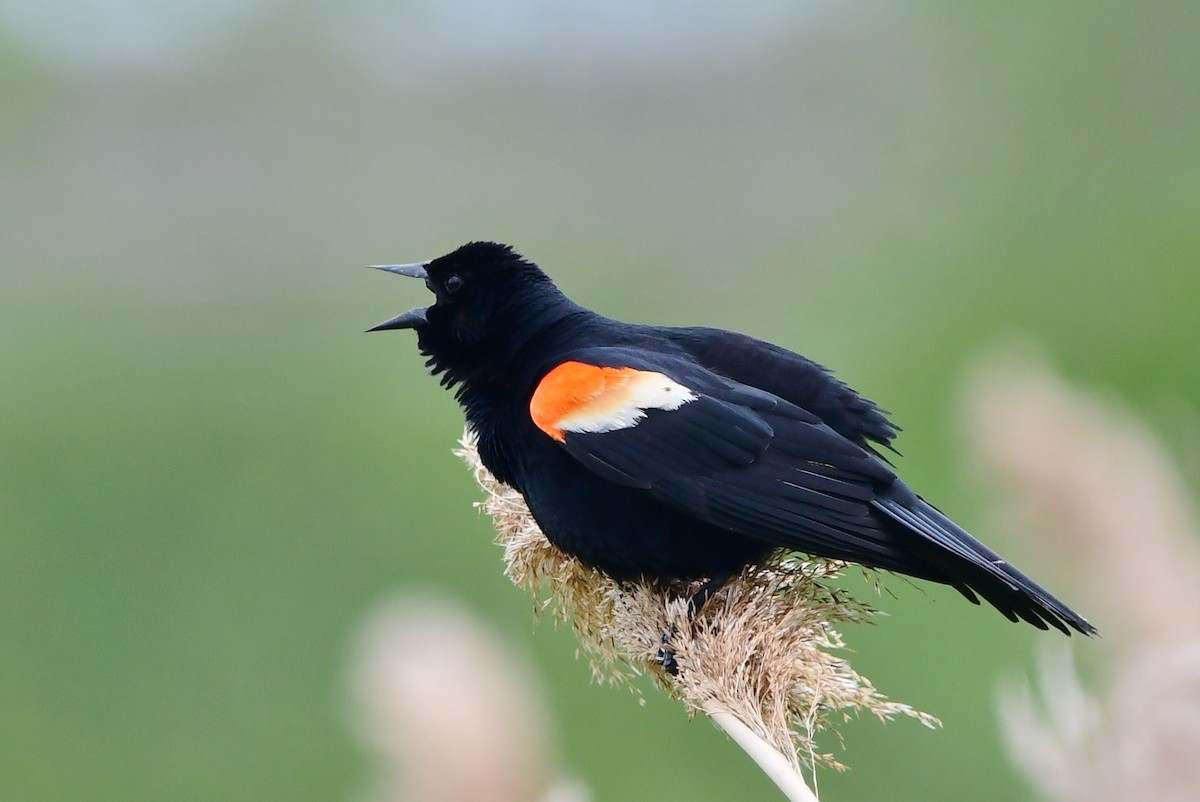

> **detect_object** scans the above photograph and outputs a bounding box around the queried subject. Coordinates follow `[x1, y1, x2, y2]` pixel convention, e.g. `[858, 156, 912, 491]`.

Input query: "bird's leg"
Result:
[656, 571, 735, 675]
[688, 571, 734, 616]
[657, 625, 680, 675]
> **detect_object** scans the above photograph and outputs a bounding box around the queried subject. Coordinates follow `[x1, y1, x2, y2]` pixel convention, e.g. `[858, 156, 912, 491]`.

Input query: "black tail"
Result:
[873, 486, 1097, 636]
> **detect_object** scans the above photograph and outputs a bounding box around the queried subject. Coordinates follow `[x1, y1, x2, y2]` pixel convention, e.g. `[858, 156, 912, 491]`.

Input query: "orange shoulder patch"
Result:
[530, 361, 698, 442]
[530, 361, 639, 442]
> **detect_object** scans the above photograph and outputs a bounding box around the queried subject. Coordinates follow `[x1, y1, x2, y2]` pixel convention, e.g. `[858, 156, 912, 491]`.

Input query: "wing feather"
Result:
[664, 326, 900, 453]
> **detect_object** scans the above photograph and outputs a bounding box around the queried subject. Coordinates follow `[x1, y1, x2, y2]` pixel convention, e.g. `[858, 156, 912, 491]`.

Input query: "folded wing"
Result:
[529, 347, 1095, 635]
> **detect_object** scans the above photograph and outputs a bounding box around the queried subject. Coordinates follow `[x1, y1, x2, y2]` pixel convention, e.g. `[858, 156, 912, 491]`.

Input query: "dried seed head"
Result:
[456, 429, 938, 773]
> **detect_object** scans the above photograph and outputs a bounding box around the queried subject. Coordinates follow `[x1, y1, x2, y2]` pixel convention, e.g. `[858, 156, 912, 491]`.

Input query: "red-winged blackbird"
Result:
[369, 241, 1095, 635]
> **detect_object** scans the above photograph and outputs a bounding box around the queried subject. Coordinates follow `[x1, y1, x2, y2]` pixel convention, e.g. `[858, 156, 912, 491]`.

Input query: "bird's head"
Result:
[368, 241, 571, 392]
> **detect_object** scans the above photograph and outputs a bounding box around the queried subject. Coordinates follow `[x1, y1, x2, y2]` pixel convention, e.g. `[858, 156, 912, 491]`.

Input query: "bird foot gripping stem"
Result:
[655, 572, 733, 675]
[656, 625, 681, 675]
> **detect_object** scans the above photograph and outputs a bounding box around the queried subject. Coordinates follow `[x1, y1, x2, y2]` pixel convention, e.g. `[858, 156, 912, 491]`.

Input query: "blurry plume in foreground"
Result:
[964, 347, 1200, 802]
[345, 593, 588, 802]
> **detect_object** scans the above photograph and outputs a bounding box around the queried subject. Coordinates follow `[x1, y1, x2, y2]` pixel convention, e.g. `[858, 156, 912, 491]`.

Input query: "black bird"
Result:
[369, 241, 1095, 635]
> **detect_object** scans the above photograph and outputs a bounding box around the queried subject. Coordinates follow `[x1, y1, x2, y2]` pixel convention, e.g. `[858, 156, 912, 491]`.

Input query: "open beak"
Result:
[367, 261, 431, 331]
[369, 262, 429, 279]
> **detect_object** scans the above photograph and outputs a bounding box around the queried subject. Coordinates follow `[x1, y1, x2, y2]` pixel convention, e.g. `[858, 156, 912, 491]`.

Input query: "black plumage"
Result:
[369, 241, 1095, 636]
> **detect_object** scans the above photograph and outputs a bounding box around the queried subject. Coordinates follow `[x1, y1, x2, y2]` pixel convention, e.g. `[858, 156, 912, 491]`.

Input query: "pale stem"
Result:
[704, 700, 821, 802]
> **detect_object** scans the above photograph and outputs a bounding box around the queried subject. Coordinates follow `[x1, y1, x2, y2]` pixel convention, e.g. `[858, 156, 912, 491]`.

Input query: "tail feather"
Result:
[873, 488, 1097, 636]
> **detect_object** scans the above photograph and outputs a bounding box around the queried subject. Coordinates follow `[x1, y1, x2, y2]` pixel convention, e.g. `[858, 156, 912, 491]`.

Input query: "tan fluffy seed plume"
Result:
[965, 346, 1200, 802]
[455, 429, 938, 787]
[345, 593, 589, 802]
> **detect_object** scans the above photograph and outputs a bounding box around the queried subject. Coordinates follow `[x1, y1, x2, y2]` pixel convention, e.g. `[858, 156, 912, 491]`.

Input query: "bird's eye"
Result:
[444, 275, 465, 293]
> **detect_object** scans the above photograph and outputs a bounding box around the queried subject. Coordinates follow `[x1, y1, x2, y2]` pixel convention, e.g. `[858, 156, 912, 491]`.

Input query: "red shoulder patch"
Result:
[530, 361, 698, 442]
[529, 362, 639, 442]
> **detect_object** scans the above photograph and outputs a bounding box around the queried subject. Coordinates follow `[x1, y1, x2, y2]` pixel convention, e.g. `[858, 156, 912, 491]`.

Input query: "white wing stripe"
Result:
[558, 372, 697, 435]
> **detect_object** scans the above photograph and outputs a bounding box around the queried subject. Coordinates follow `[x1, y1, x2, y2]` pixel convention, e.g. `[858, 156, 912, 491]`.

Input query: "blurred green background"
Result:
[3, 1, 1198, 799]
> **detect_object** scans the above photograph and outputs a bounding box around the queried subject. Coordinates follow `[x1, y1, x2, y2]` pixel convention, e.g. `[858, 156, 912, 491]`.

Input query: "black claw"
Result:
[657, 646, 679, 675]
[656, 625, 680, 675]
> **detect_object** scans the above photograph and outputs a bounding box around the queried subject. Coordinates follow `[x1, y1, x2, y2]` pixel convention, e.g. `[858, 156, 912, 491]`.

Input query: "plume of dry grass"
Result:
[964, 347, 1200, 802]
[346, 592, 589, 802]
[455, 430, 938, 781]
[965, 346, 1200, 646]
